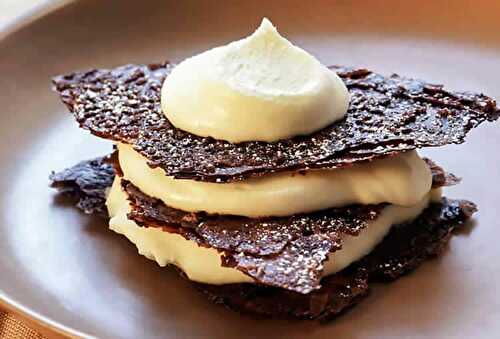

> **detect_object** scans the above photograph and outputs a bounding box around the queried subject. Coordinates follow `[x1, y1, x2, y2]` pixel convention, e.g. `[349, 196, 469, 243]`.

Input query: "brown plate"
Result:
[1, 0, 499, 338]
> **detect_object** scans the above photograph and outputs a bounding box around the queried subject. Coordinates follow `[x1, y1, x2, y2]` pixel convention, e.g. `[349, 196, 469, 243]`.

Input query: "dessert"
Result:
[50, 19, 499, 320]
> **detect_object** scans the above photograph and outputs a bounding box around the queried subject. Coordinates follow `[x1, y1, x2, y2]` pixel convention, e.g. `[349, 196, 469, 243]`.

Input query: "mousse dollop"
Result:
[161, 18, 349, 142]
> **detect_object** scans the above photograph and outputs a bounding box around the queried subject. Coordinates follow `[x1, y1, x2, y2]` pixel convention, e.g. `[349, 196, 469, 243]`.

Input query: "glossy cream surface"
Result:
[160, 18, 349, 142]
[106, 177, 440, 285]
[118, 143, 432, 217]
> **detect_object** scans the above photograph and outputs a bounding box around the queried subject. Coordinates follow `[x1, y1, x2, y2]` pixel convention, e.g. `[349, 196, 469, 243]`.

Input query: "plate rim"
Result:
[0, 294, 90, 338]
[0, 0, 75, 41]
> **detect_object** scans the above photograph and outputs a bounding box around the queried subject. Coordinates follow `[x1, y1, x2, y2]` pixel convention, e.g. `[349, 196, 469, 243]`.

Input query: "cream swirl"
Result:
[161, 18, 349, 142]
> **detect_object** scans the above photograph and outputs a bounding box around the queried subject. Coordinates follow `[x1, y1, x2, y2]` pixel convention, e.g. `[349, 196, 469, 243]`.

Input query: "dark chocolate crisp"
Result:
[123, 179, 382, 294]
[49, 156, 114, 215]
[196, 198, 476, 320]
[196, 265, 370, 321]
[52, 63, 499, 183]
[425, 157, 461, 188]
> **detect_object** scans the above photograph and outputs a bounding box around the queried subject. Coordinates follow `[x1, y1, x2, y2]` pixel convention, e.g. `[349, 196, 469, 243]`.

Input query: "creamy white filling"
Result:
[161, 18, 349, 143]
[118, 143, 432, 218]
[107, 177, 251, 284]
[106, 177, 441, 285]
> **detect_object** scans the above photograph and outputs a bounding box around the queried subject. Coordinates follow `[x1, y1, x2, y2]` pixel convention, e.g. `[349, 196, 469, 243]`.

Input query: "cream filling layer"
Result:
[160, 18, 349, 143]
[118, 143, 432, 218]
[106, 177, 441, 285]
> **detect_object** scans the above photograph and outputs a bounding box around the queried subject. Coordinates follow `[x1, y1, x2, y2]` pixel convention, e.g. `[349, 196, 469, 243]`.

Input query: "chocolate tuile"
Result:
[52, 63, 499, 183]
[196, 198, 475, 320]
[49, 156, 114, 215]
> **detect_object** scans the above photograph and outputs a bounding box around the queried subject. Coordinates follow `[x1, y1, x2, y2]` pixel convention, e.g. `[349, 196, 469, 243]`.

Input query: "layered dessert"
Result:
[50, 19, 499, 320]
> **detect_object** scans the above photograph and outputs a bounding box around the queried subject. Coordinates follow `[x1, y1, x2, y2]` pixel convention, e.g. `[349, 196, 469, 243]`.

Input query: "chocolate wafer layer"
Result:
[52, 63, 499, 183]
[49, 156, 114, 215]
[196, 197, 475, 320]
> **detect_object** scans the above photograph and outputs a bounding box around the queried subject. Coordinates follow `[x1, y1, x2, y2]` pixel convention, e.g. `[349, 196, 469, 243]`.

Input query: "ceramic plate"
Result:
[1, 0, 499, 338]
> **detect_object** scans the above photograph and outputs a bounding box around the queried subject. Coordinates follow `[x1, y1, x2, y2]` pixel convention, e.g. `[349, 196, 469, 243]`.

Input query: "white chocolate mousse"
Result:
[117, 143, 432, 218]
[161, 18, 349, 143]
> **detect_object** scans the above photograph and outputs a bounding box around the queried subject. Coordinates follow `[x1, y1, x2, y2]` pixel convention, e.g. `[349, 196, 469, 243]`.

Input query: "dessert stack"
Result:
[50, 19, 498, 319]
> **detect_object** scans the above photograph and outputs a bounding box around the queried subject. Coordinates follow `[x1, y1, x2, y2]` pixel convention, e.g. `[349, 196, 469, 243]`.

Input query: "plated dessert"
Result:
[50, 19, 499, 320]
